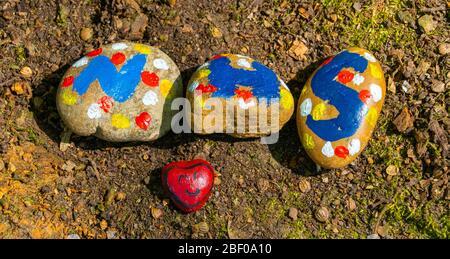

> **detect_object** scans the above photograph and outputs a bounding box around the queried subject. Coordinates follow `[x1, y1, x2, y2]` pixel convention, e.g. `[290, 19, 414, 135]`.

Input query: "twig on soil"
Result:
[88, 158, 100, 180]
[0, 79, 15, 87]
[420, 7, 446, 13]
[373, 187, 401, 234]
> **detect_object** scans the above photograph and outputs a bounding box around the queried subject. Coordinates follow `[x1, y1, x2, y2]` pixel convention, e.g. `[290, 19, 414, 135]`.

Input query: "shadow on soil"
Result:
[267, 58, 331, 177]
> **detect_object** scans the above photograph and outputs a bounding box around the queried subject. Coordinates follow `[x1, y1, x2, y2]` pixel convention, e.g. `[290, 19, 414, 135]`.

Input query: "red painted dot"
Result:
[359, 90, 372, 104]
[211, 55, 223, 60]
[337, 70, 354, 84]
[335, 146, 349, 158]
[98, 96, 113, 113]
[61, 76, 75, 87]
[135, 112, 152, 130]
[234, 89, 253, 101]
[141, 71, 159, 87]
[196, 84, 218, 93]
[322, 56, 334, 66]
[110, 52, 126, 65]
[86, 48, 103, 57]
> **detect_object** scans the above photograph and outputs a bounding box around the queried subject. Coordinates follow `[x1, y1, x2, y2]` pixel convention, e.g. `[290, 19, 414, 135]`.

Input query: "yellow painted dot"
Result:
[347, 47, 364, 54]
[312, 102, 327, 121]
[195, 96, 205, 108]
[369, 63, 382, 79]
[160, 79, 173, 97]
[366, 107, 378, 127]
[193, 69, 211, 82]
[280, 88, 294, 110]
[134, 44, 151, 54]
[301, 86, 307, 96]
[302, 133, 315, 149]
[61, 90, 77, 105]
[111, 114, 130, 129]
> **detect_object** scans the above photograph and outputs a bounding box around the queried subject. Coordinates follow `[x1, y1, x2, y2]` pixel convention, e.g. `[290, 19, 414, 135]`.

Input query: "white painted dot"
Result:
[73, 57, 89, 68]
[401, 80, 410, 93]
[300, 98, 312, 117]
[238, 98, 256, 110]
[153, 58, 169, 70]
[142, 90, 158, 106]
[199, 62, 210, 69]
[352, 73, 365, 85]
[87, 103, 102, 119]
[369, 84, 382, 102]
[360, 104, 369, 116]
[348, 139, 361, 156]
[322, 142, 335, 158]
[280, 79, 290, 90]
[237, 58, 252, 69]
[189, 81, 200, 92]
[111, 42, 129, 50]
[363, 52, 377, 62]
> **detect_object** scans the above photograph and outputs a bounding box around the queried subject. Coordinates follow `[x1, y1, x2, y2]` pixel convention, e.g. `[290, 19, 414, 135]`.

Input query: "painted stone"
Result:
[296, 47, 386, 168]
[161, 159, 215, 213]
[56, 42, 183, 142]
[186, 54, 294, 138]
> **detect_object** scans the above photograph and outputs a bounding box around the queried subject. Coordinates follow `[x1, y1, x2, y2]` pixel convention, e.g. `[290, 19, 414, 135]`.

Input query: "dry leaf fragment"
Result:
[289, 40, 308, 60]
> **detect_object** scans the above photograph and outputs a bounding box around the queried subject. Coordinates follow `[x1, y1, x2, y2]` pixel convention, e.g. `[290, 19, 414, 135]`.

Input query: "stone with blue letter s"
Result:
[56, 42, 183, 142]
[296, 47, 386, 168]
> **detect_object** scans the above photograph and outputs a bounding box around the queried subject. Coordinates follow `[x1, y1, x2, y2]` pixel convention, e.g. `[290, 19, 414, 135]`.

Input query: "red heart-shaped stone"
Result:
[161, 159, 215, 213]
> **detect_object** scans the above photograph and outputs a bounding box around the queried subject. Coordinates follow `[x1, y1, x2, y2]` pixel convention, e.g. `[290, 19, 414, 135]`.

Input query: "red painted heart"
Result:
[161, 159, 215, 213]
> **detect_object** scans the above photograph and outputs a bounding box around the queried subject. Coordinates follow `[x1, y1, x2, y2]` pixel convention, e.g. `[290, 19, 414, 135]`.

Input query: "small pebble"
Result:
[257, 178, 270, 192]
[210, 26, 222, 38]
[346, 197, 356, 211]
[151, 207, 163, 219]
[315, 206, 330, 222]
[193, 222, 209, 234]
[115, 192, 126, 201]
[100, 219, 108, 230]
[385, 165, 399, 176]
[418, 15, 436, 33]
[80, 27, 93, 41]
[401, 80, 411, 93]
[20, 66, 33, 78]
[11, 81, 27, 95]
[438, 43, 450, 55]
[352, 2, 362, 11]
[168, 0, 177, 7]
[288, 207, 298, 220]
[367, 233, 380, 239]
[298, 179, 311, 193]
[393, 107, 414, 133]
[40, 185, 51, 194]
[106, 230, 117, 239]
[430, 80, 445, 93]
[66, 234, 81, 239]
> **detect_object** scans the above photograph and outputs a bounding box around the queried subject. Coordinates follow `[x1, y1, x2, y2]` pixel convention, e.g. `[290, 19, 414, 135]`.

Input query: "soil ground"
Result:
[0, 0, 449, 239]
